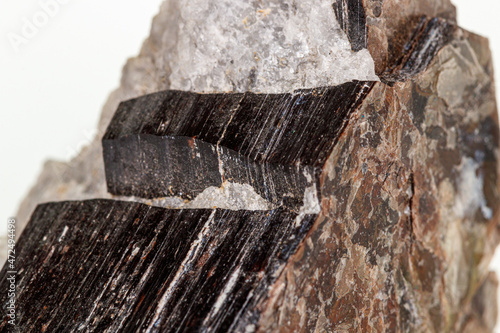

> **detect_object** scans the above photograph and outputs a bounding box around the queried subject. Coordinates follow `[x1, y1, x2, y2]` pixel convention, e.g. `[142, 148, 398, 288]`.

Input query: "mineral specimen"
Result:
[14, 0, 460, 229]
[256, 29, 500, 332]
[6, 0, 500, 332]
[0, 200, 315, 332]
[102, 82, 371, 210]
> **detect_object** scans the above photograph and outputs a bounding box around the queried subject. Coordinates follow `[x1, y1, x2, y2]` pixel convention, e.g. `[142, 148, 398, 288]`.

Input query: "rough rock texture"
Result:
[256, 29, 500, 332]
[97, 26, 499, 332]
[362, 0, 457, 75]
[134, 0, 379, 93]
[8, 0, 500, 332]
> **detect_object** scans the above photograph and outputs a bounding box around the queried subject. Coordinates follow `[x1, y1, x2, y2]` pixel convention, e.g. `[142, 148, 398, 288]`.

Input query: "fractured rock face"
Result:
[362, 0, 457, 74]
[257, 29, 500, 332]
[7, 0, 500, 332]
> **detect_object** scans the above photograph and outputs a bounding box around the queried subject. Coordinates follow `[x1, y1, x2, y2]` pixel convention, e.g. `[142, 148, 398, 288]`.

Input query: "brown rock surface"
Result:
[257, 29, 500, 332]
[364, 0, 457, 74]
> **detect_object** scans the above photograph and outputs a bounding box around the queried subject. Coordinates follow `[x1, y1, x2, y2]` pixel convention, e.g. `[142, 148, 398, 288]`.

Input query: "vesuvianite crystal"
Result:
[0, 200, 316, 332]
[7, 0, 500, 332]
[102, 82, 372, 211]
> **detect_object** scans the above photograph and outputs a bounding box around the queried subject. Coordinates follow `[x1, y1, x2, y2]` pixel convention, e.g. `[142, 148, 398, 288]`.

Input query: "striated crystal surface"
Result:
[102, 82, 372, 211]
[0, 200, 315, 332]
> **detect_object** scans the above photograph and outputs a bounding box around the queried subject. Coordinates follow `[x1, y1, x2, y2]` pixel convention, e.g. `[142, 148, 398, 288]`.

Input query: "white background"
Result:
[1, 0, 500, 329]
[0, 0, 163, 225]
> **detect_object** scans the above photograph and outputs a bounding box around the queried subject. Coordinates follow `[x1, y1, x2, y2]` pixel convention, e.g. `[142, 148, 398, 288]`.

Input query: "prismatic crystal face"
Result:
[5, 0, 500, 332]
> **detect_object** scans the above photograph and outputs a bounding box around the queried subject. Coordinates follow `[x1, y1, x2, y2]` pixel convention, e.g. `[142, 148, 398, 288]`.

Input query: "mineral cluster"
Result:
[4, 0, 500, 332]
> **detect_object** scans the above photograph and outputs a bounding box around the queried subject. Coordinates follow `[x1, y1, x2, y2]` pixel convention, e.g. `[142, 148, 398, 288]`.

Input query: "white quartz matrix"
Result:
[161, 0, 378, 93]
